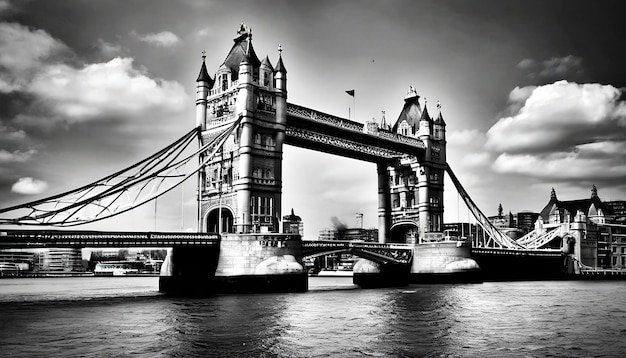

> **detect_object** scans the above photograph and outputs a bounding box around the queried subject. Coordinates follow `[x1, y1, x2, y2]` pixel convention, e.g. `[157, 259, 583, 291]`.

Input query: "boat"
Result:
[316, 268, 353, 277]
[94, 261, 142, 276]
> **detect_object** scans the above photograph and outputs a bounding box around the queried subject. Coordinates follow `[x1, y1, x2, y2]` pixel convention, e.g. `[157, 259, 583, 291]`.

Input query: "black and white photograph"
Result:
[1, 1, 625, 356]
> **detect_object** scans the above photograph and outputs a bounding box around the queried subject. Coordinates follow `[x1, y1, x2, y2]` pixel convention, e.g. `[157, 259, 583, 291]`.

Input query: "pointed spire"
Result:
[404, 85, 418, 101]
[235, 22, 250, 40]
[196, 50, 213, 84]
[434, 100, 446, 126]
[380, 110, 389, 130]
[260, 55, 274, 71]
[420, 98, 431, 122]
[275, 43, 287, 73]
[550, 187, 557, 201]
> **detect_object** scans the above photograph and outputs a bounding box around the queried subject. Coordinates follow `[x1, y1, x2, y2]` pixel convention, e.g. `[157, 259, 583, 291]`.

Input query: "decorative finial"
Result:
[591, 184, 598, 198]
[437, 100, 441, 110]
[424, 97, 427, 105]
[278, 43, 283, 56]
[381, 110, 385, 116]
[201, 50, 206, 61]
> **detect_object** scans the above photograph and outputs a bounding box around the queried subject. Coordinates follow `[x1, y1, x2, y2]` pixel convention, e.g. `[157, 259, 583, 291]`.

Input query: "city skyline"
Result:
[1, 1, 625, 239]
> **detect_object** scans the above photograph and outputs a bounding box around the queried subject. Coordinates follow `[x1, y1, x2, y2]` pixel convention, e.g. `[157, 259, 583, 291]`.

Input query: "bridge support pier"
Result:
[213, 233, 307, 293]
[352, 259, 410, 288]
[159, 233, 308, 295]
[410, 241, 482, 283]
[159, 246, 220, 295]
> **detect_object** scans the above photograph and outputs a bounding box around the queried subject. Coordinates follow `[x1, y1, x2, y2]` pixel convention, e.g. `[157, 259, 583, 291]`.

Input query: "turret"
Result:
[196, 52, 213, 130]
[260, 56, 274, 88]
[418, 99, 432, 140]
[274, 44, 287, 93]
[433, 101, 446, 141]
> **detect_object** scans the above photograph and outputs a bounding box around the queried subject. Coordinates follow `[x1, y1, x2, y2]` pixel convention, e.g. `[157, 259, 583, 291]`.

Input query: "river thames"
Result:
[0, 277, 625, 357]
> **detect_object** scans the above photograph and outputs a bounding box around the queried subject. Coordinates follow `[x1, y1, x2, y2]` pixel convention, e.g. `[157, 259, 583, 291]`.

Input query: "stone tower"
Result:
[387, 86, 446, 243]
[195, 23, 287, 234]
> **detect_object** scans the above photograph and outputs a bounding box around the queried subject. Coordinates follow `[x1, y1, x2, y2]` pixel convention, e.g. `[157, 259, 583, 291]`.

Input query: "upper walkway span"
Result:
[285, 103, 425, 162]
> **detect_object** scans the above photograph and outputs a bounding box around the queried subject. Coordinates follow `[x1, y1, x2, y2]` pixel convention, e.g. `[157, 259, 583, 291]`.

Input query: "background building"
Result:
[282, 208, 304, 236]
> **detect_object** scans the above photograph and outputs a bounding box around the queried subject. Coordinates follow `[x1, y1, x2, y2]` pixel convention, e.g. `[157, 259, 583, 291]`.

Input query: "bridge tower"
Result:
[385, 87, 446, 243]
[161, 24, 306, 294]
[196, 23, 286, 234]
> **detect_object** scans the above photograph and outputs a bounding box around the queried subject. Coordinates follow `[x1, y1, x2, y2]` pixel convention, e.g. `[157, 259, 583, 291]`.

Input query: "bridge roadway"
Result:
[0, 230, 220, 249]
[0, 230, 413, 265]
[1, 229, 561, 260]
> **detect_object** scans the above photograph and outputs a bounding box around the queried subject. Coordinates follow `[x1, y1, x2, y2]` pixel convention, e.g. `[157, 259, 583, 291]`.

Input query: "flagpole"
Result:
[346, 90, 355, 120]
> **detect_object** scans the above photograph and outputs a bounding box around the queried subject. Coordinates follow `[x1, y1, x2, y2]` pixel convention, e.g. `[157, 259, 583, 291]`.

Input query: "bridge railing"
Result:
[287, 103, 364, 131]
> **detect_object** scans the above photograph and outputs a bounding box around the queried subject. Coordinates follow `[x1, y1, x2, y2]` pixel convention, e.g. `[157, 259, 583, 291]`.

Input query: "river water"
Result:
[0, 277, 625, 357]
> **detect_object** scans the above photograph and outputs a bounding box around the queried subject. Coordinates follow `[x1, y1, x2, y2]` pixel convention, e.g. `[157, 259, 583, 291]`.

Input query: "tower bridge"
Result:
[0, 23, 587, 293]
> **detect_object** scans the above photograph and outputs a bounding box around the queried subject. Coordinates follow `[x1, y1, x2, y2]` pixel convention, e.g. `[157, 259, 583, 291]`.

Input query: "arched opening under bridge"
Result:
[206, 208, 234, 233]
[389, 221, 419, 243]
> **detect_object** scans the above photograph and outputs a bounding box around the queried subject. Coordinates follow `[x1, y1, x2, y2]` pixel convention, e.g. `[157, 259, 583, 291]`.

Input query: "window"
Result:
[221, 74, 228, 91]
[264, 72, 271, 87]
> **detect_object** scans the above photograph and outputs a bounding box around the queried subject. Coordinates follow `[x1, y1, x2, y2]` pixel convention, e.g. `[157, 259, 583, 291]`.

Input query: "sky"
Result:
[1, 0, 625, 240]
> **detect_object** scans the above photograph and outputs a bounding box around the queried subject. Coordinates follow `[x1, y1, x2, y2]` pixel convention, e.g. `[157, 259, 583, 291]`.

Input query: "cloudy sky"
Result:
[1, 0, 625, 239]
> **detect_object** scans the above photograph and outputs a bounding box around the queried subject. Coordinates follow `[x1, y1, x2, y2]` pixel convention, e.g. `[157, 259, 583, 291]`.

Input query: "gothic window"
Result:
[221, 74, 228, 91]
[254, 133, 262, 144]
[226, 167, 233, 185]
[264, 72, 271, 87]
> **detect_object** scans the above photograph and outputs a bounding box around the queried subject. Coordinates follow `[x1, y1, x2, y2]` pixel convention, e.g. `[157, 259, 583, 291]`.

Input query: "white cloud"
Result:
[0, 125, 27, 141]
[94, 38, 125, 58]
[132, 30, 180, 47]
[486, 81, 625, 153]
[0, 22, 69, 92]
[196, 27, 213, 38]
[0, 23, 188, 123]
[27, 57, 187, 121]
[11, 177, 48, 195]
[448, 129, 485, 146]
[0, 149, 36, 162]
[492, 151, 626, 181]
[486, 81, 626, 186]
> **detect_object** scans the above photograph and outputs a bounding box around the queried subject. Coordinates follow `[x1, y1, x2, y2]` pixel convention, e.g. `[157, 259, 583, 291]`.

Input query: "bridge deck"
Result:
[0, 230, 219, 248]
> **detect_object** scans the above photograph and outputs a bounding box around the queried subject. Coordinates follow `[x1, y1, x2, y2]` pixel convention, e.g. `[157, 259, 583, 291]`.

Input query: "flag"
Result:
[345, 90, 355, 97]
